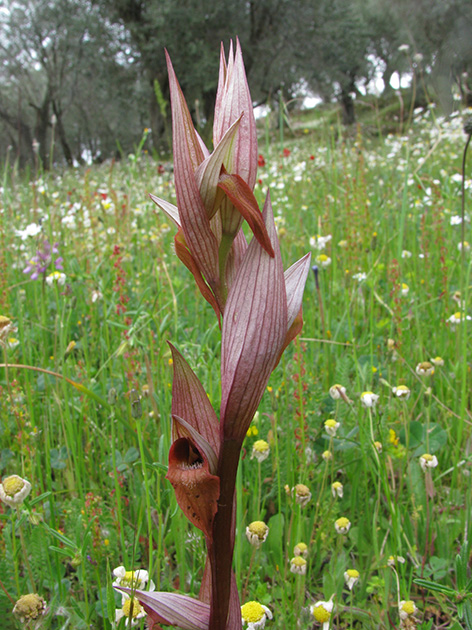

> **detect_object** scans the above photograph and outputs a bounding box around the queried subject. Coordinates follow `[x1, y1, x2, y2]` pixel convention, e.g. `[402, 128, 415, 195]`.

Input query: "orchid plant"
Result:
[116, 40, 311, 630]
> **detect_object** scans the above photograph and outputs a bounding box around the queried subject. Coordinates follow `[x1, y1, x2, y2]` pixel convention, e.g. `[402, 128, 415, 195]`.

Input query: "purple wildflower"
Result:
[23, 240, 63, 280]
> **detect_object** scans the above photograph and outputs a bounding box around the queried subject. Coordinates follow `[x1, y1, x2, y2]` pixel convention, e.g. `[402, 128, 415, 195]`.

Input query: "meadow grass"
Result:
[0, 104, 472, 629]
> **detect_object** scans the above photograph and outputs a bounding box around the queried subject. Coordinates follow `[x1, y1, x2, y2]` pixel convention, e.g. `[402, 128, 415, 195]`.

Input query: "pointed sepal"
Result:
[116, 588, 210, 630]
[220, 191, 287, 442]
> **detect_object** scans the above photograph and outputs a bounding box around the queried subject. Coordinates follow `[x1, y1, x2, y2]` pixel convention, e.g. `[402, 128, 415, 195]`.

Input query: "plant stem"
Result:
[209, 438, 242, 630]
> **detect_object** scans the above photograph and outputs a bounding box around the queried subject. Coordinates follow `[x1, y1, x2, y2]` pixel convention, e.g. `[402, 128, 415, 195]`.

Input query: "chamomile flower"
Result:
[115, 595, 146, 627]
[374, 441, 383, 453]
[447, 312, 472, 328]
[292, 483, 312, 507]
[290, 556, 307, 575]
[112, 566, 154, 593]
[419, 453, 438, 471]
[0, 475, 32, 507]
[246, 521, 269, 547]
[46, 271, 66, 286]
[401, 283, 409, 296]
[360, 391, 379, 408]
[251, 440, 270, 463]
[322, 450, 333, 462]
[392, 385, 411, 400]
[344, 569, 360, 590]
[13, 593, 47, 624]
[310, 597, 334, 629]
[387, 555, 406, 566]
[241, 601, 272, 629]
[416, 361, 434, 376]
[293, 542, 308, 558]
[331, 481, 343, 498]
[309, 234, 332, 250]
[329, 384, 347, 400]
[401, 249, 412, 259]
[430, 356, 444, 366]
[335, 517, 351, 534]
[399, 599, 417, 621]
[315, 254, 331, 268]
[324, 419, 340, 437]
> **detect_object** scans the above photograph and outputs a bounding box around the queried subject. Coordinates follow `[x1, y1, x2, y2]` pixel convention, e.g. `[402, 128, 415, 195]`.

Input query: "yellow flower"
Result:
[344, 569, 360, 590]
[115, 596, 145, 626]
[241, 601, 272, 629]
[13, 594, 46, 623]
[292, 483, 311, 507]
[335, 517, 351, 534]
[416, 361, 434, 376]
[0, 475, 32, 507]
[293, 542, 308, 558]
[324, 419, 340, 437]
[311, 597, 334, 628]
[290, 556, 307, 575]
[246, 521, 269, 547]
[251, 440, 270, 462]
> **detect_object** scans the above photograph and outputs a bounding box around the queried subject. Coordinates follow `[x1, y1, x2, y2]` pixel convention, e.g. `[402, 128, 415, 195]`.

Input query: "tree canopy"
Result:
[1, 0, 471, 166]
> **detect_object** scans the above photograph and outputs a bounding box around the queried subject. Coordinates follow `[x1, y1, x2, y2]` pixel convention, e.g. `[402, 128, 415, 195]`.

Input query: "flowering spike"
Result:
[116, 588, 210, 630]
[220, 191, 287, 442]
[166, 438, 220, 539]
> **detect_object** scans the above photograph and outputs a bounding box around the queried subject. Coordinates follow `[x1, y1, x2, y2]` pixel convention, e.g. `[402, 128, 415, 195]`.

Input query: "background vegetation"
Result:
[1, 97, 472, 628]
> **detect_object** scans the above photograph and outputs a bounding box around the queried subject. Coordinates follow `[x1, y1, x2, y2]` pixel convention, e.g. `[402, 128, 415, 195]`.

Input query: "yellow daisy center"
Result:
[253, 440, 269, 452]
[312, 605, 330, 623]
[241, 601, 265, 622]
[291, 556, 306, 567]
[248, 521, 268, 538]
[346, 569, 359, 578]
[401, 600, 415, 615]
[336, 517, 350, 529]
[422, 453, 433, 462]
[122, 597, 142, 619]
[3, 476, 24, 496]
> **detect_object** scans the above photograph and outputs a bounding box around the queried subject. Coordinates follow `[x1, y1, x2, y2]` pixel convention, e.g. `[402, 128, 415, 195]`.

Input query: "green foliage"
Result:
[1, 107, 472, 628]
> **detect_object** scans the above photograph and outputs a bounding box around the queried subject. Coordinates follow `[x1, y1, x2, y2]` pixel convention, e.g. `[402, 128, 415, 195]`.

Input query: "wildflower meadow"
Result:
[1, 43, 472, 630]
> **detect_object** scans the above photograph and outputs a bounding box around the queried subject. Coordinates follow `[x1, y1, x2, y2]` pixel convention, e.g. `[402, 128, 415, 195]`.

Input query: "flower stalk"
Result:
[127, 39, 311, 630]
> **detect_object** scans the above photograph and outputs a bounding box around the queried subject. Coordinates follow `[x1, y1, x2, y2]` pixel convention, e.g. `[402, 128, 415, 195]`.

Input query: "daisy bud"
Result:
[419, 453, 438, 472]
[322, 450, 333, 462]
[392, 385, 410, 400]
[334, 517, 351, 534]
[344, 569, 360, 590]
[331, 481, 343, 498]
[290, 556, 307, 575]
[246, 521, 269, 548]
[292, 483, 312, 507]
[360, 391, 379, 408]
[293, 542, 308, 558]
[416, 361, 435, 376]
[324, 419, 340, 437]
[251, 439, 270, 463]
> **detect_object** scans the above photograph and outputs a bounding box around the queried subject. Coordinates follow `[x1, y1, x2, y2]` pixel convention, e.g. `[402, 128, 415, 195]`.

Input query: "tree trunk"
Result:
[340, 86, 356, 125]
[52, 101, 74, 166]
